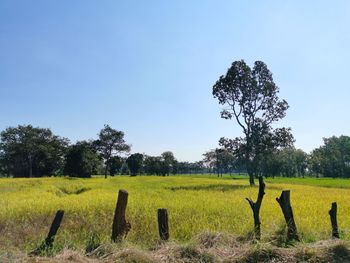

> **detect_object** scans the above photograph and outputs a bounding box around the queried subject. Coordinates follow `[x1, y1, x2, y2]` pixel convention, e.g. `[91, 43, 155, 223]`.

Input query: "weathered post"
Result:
[158, 208, 169, 241]
[30, 210, 64, 255]
[329, 202, 339, 239]
[246, 176, 265, 240]
[111, 189, 131, 242]
[276, 190, 299, 241]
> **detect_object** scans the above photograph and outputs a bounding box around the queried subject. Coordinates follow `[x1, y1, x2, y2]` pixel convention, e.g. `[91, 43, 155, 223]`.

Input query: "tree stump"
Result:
[276, 190, 299, 241]
[30, 210, 64, 255]
[246, 176, 265, 240]
[158, 209, 169, 241]
[329, 202, 339, 239]
[111, 189, 131, 242]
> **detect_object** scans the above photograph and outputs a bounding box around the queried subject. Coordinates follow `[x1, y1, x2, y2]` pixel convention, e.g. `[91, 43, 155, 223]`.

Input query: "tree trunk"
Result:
[104, 164, 108, 179]
[246, 176, 265, 240]
[329, 202, 339, 239]
[158, 209, 169, 241]
[276, 190, 299, 241]
[30, 210, 64, 255]
[111, 189, 131, 242]
[28, 154, 33, 178]
[249, 172, 255, 186]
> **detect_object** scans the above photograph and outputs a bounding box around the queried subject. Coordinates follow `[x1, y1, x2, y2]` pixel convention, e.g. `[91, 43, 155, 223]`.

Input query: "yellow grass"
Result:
[1, 176, 350, 252]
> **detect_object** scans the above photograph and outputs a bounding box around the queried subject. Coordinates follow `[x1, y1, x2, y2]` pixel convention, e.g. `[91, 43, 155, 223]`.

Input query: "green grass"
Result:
[1, 175, 350, 254]
[193, 173, 350, 189]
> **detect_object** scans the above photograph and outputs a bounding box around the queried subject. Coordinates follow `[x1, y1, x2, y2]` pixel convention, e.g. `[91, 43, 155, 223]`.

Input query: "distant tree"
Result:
[279, 148, 298, 177]
[309, 148, 323, 177]
[203, 148, 235, 176]
[120, 162, 130, 175]
[94, 125, 131, 178]
[0, 151, 8, 177]
[294, 149, 308, 177]
[108, 156, 124, 176]
[309, 136, 350, 178]
[161, 151, 177, 176]
[143, 155, 162, 175]
[260, 152, 281, 178]
[126, 153, 144, 176]
[260, 148, 307, 178]
[0, 125, 68, 177]
[213, 60, 293, 185]
[175, 161, 189, 174]
[64, 141, 102, 178]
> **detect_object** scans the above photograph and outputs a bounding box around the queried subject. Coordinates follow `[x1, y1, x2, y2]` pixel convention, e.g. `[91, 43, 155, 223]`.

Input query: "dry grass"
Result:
[2, 234, 350, 262]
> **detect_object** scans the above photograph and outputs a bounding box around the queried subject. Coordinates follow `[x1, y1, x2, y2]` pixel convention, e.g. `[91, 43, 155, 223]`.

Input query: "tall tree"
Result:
[0, 125, 68, 177]
[94, 125, 130, 178]
[213, 60, 293, 185]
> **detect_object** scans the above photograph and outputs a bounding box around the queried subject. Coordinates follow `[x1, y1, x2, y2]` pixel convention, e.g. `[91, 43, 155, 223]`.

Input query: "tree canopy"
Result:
[94, 124, 131, 178]
[64, 141, 102, 178]
[126, 153, 144, 176]
[309, 136, 350, 178]
[0, 125, 68, 177]
[213, 60, 294, 185]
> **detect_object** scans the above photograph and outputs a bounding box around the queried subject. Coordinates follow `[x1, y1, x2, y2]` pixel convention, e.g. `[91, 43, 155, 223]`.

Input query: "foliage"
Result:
[202, 148, 238, 176]
[94, 125, 131, 178]
[161, 151, 177, 175]
[309, 136, 350, 178]
[64, 141, 102, 178]
[120, 162, 130, 175]
[108, 156, 124, 176]
[176, 161, 206, 174]
[126, 153, 144, 176]
[0, 125, 68, 177]
[213, 60, 293, 184]
[143, 155, 162, 175]
[261, 148, 308, 178]
[143, 151, 178, 176]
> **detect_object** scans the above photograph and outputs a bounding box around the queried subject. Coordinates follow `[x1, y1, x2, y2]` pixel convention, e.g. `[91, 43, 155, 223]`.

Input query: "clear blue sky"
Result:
[1, 1, 350, 161]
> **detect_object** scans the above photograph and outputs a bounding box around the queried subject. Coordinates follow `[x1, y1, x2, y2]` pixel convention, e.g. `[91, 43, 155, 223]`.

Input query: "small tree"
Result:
[213, 60, 293, 185]
[94, 125, 131, 178]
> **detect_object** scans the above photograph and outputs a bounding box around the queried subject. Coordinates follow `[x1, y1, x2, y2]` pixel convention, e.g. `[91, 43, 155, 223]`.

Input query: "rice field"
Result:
[1, 175, 350, 253]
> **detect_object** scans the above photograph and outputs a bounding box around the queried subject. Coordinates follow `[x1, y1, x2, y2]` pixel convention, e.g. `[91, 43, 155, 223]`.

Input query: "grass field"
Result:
[2, 175, 350, 257]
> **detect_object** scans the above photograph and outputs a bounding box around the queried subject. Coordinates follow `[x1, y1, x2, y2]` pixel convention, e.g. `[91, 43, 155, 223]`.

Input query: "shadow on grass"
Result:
[329, 243, 350, 262]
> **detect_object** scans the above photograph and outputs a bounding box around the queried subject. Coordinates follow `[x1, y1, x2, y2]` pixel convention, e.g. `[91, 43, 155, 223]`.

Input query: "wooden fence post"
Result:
[158, 209, 169, 241]
[111, 189, 131, 242]
[276, 190, 299, 241]
[329, 202, 340, 239]
[246, 176, 265, 240]
[30, 210, 64, 255]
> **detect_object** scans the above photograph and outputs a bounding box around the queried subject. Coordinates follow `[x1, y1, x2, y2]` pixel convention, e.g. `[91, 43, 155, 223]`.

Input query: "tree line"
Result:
[0, 124, 208, 178]
[0, 123, 349, 178]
